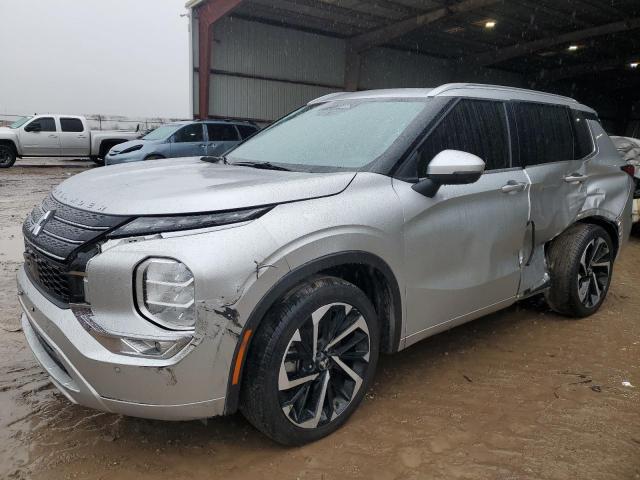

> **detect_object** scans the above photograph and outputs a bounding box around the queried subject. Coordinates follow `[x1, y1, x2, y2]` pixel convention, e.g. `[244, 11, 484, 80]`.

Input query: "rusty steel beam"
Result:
[348, 0, 502, 53]
[197, 0, 244, 119]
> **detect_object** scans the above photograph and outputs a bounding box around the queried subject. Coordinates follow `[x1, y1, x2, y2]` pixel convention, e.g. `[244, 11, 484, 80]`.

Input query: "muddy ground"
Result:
[0, 163, 639, 480]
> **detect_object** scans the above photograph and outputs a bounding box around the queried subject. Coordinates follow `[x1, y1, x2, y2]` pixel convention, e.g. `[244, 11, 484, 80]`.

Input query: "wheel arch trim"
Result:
[223, 250, 403, 414]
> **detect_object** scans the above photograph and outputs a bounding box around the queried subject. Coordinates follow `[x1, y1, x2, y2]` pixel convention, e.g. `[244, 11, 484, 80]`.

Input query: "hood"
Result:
[108, 139, 156, 154]
[52, 157, 356, 215]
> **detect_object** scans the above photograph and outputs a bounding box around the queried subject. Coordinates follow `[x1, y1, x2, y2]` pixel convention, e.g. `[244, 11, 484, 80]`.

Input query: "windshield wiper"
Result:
[201, 155, 228, 164]
[232, 161, 291, 171]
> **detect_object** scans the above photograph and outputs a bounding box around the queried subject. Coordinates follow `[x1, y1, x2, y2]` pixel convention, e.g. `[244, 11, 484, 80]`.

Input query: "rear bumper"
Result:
[17, 267, 226, 420]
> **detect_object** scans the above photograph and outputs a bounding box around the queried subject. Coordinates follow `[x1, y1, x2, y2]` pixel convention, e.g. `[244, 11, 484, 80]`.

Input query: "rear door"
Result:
[20, 117, 61, 156]
[59, 117, 90, 156]
[395, 98, 531, 344]
[205, 123, 241, 156]
[169, 123, 206, 158]
[514, 102, 589, 292]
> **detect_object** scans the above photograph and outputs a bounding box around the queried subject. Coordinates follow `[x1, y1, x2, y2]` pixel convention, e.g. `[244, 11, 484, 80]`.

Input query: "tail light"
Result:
[621, 165, 635, 177]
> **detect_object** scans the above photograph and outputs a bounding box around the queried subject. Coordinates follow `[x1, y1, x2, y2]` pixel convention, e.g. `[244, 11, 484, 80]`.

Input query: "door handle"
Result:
[77, 135, 86, 138]
[501, 181, 527, 193]
[563, 174, 588, 183]
[48, 134, 58, 138]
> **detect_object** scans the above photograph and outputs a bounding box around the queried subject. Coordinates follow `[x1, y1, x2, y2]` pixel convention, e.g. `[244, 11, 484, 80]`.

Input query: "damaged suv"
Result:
[18, 84, 634, 445]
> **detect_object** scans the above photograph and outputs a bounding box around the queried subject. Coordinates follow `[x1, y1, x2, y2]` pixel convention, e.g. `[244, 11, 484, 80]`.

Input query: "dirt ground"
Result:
[0, 164, 639, 480]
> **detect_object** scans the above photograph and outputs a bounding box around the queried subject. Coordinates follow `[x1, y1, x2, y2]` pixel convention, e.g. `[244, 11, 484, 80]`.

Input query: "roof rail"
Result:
[428, 83, 578, 104]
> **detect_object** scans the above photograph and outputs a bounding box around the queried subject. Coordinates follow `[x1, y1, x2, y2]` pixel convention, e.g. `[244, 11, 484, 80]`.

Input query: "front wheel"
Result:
[240, 276, 379, 445]
[545, 223, 614, 317]
[0, 145, 17, 168]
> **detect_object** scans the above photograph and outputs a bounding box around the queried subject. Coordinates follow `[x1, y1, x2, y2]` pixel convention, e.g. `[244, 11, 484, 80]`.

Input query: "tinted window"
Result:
[60, 117, 84, 132]
[513, 102, 573, 166]
[173, 124, 203, 143]
[237, 125, 258, 139]
[207, 123, 239, 141]
[418, 99, 510, 176]
[27, 117, 56, 132]
[571, 110, 594, 159]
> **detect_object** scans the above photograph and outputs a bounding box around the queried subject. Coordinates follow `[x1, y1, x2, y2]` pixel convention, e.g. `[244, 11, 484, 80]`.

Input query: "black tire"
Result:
[90, 156, 105, 166]
[0, 144, 17, 168]
[240, 276, 380, 445]
[144, 155, 164, 160]
[545, 223, 614, 318]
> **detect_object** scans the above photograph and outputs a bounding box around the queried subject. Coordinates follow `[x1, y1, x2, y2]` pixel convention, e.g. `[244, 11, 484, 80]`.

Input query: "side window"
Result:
[513, 102, 574, 166]
[60, 117, 84, 133]
[207, 123, 240, 141]
[417, 99, 510, 176]
[237, 125, 258, 140]
[571, 109, 594, 159]
[173, 124, 204, 143]
[26, 117, 56, 132]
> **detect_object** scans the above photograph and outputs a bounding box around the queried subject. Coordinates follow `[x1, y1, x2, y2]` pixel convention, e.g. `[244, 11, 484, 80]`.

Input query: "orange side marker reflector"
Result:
[232, 329, 253, 385]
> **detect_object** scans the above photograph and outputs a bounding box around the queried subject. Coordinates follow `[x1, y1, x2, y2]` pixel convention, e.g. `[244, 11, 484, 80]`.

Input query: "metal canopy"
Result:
[219, 0, 640, 88]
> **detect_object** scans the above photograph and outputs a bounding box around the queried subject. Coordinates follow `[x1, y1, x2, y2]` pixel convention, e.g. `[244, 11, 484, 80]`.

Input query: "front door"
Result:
[395, 98, 530, 345]
[169, 123, 206, 158]
[205, 123, 240, 156]
[20, 117, 61, 156]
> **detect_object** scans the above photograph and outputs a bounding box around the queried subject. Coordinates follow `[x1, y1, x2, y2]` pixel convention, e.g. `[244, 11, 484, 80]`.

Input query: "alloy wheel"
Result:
[278, 302, 370, 429]
[577, 236, 611, 308]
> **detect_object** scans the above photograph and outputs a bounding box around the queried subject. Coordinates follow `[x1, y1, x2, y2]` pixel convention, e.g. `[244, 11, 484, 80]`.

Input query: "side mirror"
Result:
[412, 149, 485, 197]
[25, 123, 41, 133]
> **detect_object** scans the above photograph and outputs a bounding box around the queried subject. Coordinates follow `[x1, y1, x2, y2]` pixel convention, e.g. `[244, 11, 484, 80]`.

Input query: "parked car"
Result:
[17, 84, 634, 446]
[0, 114, 139, 168]
[610, 135, 640, 223]
[104, 120, 259, 165]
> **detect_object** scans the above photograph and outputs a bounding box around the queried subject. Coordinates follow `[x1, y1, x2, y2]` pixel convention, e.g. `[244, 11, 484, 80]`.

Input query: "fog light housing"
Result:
[135, 258, 195, 330]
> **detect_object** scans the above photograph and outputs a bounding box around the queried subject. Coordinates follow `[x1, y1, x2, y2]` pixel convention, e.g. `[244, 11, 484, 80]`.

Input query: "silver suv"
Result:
[17, 84, 634, 445]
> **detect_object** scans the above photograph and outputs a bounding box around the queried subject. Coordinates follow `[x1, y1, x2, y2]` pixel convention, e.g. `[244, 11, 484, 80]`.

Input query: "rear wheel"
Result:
[545, 223, 613, 317]
[240, 276, 379, 445]
[0, 145, 17, 168]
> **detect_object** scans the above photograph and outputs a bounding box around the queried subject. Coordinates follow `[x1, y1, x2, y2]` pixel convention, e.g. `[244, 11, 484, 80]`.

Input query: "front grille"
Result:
[22, 194, 129, 306]
[24, 247, 81, 305]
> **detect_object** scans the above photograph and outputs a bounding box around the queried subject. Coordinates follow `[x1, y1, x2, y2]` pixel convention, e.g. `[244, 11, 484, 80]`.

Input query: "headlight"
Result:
[135, 258, 195, 330]
[108, 207, 271, 238]
[113, 144, 143, 155]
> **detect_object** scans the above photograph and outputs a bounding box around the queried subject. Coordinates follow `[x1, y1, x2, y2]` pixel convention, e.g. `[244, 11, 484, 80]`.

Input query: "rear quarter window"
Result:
[571, 109, 595, 159]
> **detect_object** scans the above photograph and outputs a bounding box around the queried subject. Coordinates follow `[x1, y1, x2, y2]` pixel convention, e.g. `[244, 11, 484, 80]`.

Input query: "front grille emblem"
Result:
[32, 210, 54, 237]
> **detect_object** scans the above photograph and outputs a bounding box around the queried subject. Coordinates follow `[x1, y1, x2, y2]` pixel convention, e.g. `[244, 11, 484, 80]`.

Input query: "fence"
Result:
[0, 113, 184, 132]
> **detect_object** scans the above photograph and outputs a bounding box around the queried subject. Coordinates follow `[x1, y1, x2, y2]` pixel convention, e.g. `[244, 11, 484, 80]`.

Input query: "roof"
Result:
[309, 83, 595, 113]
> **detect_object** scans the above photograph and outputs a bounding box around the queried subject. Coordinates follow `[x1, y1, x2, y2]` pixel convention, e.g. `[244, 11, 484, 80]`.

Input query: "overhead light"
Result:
[485, 21, 496, 29]
[568, 45, 579, 51]
[630, 62, 639, 69]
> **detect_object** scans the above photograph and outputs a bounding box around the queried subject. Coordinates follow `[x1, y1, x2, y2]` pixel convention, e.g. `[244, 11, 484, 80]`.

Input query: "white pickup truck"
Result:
[0, 114, 140, 168]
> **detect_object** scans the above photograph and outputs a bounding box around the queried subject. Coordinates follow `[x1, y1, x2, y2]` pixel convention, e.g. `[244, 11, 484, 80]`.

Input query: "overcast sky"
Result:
[0, 0, 191, 119]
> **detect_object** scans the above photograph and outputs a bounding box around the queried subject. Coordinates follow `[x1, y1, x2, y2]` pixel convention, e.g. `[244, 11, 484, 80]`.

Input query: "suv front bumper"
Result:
[17, 266, 226, 420]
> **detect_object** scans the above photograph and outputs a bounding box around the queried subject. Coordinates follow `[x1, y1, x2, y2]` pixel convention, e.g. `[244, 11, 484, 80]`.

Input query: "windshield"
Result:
[142, 124, 182, 140]
[9, 116, 32, 129]
[226, 99, 429, 171]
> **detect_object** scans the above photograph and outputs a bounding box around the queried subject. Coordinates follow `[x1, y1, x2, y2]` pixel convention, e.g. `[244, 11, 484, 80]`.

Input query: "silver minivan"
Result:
[18, 84, 634, 445]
